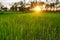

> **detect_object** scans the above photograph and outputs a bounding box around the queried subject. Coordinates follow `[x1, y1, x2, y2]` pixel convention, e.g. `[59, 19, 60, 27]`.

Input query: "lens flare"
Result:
[34, 6, 41, 12]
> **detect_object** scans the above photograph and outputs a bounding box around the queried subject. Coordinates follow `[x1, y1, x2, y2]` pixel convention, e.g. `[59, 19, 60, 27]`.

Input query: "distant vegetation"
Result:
[0, 0, 60, 11]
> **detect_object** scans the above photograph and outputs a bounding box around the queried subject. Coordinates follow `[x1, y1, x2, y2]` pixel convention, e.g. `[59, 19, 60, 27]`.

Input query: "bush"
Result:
[0, 11, 4, 15]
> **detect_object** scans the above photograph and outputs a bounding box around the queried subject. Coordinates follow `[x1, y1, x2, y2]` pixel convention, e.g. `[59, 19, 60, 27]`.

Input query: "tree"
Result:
[0, 3, 1, 10]
[56, 0, 59, 4]
[0, 2, 3, 10]
[0, 2, 4, 14]
[30, 1, 34, 8]
[20, 1, 25, 11]
[14, 3, 18, 11]
[10, 1, 25, 11]
[23, 0, 25, 6]
[10, 5, 15, 11]
[10, 2, 18, 11]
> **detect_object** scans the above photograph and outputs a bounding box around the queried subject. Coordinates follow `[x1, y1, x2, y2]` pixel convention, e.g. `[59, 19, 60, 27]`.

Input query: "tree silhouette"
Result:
[0, 2, 4, 10]
[10, 5, 15, 11]
[14, 3, 18, 11]
[19, 1, 25, 11]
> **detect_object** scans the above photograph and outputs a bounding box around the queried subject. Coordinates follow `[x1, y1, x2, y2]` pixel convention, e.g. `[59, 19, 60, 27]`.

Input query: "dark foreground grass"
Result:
[0, 12, 60, 40]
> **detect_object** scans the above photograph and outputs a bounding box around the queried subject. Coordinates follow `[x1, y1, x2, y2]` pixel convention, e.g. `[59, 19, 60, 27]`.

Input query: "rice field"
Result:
[0, 12, 60, 40]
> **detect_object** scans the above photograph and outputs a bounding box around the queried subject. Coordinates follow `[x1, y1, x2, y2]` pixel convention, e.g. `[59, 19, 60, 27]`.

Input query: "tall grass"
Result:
[0, 12, 60, 40]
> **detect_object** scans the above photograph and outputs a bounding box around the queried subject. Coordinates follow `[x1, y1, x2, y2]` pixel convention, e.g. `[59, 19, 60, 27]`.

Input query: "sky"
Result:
[0, 0, 49, 6]
[0, 0, 20, 2]
[0, 0, 21, 8]
[0, 0, 60, 8]
[0, 0, 29, 7]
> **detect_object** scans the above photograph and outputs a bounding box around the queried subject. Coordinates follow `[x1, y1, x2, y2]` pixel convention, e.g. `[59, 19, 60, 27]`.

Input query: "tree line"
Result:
[0, 0, 60, 11]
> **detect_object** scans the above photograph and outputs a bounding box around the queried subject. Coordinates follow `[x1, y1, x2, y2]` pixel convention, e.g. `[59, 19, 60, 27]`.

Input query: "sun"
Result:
[34, 6, 41, 12]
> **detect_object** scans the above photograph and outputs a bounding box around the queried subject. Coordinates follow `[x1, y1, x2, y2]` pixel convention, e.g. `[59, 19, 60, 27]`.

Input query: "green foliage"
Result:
[0, 12, 4, 15]
[0, 12, 60, 40]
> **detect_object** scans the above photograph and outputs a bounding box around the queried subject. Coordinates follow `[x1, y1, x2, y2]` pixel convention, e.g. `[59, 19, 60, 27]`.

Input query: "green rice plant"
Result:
[0, 12, 60, 40]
